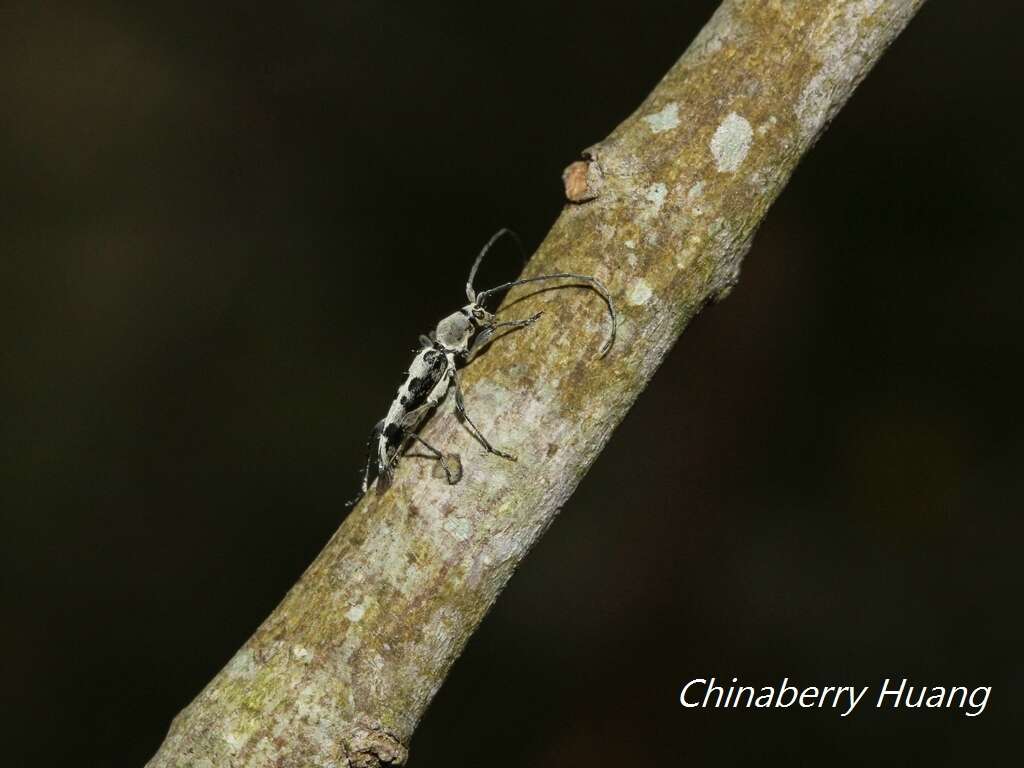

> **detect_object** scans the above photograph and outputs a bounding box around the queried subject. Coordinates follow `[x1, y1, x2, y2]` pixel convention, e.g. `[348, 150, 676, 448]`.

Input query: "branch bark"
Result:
[147, 1, 926, 765]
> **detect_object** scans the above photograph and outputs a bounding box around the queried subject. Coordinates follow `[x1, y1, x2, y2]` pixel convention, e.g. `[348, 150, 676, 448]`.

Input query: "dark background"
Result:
[2, 1, 1021, 765]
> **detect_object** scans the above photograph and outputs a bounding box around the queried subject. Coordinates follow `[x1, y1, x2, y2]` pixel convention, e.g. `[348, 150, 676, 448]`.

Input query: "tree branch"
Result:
[146, 1, 926, 765]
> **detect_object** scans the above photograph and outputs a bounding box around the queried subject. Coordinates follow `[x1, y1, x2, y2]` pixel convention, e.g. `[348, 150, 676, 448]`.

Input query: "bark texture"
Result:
[147, 1, 926, 765]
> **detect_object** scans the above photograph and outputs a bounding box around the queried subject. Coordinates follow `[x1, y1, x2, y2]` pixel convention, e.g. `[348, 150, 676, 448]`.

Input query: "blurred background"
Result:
[2, 0, 1021, 765]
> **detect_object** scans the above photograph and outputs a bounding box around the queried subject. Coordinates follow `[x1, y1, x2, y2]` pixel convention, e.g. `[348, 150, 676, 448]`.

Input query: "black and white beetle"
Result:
[360, 228, 616, 495]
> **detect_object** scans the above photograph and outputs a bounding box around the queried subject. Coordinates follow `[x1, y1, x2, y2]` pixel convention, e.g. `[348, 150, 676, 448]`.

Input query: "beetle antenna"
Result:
[477, 273, 617, 356]
[466, 228, 525, 303]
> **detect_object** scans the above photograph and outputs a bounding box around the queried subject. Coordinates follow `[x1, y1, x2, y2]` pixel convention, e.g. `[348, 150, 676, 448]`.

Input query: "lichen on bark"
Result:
[145, 1, 927, 766]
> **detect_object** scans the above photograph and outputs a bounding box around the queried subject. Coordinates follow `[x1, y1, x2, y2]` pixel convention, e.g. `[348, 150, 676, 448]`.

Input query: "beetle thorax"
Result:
[434, 310, 474, 352]
[434, 304, 493, 352]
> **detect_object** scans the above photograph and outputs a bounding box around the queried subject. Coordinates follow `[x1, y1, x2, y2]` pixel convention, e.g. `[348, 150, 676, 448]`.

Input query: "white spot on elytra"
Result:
[710, 112, 752, 173]
[643, 102, 680, 134]
[292, 644, 311, 662]
[627, 279, 653, 306]
[624, 239, 636, 250]
[346, 601, 366, 622]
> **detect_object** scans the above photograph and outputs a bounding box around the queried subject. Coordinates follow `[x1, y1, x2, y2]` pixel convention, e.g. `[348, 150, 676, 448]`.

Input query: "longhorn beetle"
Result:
[360, 228, 616, 495]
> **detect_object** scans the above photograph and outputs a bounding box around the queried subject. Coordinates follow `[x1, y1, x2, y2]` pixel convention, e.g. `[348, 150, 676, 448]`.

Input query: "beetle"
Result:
[360, 228, 615, 495]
